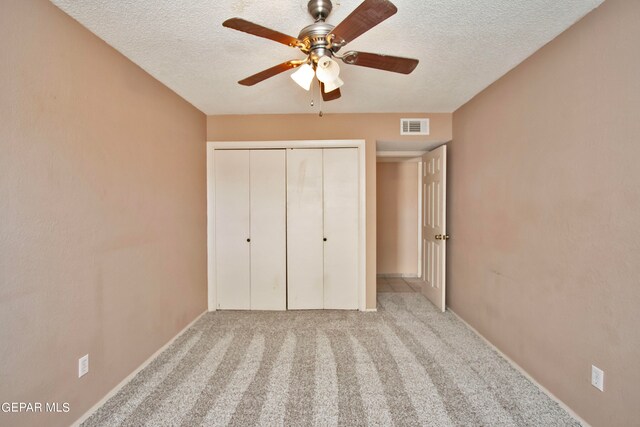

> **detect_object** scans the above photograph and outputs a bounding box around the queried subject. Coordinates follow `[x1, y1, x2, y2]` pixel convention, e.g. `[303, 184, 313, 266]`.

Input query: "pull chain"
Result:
[310, 81, 324, 117]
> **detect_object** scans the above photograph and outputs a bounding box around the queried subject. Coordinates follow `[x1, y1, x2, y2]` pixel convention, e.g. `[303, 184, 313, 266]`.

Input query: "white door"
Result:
[323, 148, 359, 309]
[250, 150, 286, 310]
[287, 149, 324, 309]
[215, 150, 251, 309]
[422, 145, 447, 312]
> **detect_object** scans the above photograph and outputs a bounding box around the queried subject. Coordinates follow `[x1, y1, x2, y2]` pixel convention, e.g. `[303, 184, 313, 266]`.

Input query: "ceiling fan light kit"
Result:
[222, 0, 419, 102]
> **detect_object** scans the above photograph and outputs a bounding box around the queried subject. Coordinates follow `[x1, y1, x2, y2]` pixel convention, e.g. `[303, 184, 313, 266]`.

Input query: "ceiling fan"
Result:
[222, 0, 419, 102]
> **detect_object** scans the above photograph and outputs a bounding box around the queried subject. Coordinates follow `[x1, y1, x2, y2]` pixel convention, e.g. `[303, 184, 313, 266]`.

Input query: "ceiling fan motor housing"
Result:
[298, 21, 338, 63]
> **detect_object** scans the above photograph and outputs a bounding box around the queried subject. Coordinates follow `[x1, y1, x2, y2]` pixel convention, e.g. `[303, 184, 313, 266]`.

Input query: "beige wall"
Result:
[0, 1, 207, 426]
[449, 0, 640, 425]
[376, 162, 419, 276]
[207, 113, 452, 309]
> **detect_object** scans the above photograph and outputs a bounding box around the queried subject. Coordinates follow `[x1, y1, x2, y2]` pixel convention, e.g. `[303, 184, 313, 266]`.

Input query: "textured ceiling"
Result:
[50, 0, 603, 115]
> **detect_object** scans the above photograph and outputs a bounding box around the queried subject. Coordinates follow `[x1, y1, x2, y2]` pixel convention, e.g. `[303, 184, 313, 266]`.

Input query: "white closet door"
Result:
[323, 148, 359, 309]
[215, 150, 251, 309]
[250, 150, 286, 310]
[287, 149, 324, 309]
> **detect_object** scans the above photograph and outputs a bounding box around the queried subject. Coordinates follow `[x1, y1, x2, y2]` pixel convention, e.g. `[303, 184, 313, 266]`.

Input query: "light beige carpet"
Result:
[83, 292, 578, 426]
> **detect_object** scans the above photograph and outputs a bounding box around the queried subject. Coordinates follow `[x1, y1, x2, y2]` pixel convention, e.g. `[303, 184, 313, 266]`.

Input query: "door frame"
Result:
[417, 160, 423, 278]
[375, 154, 424, 279]
[207, 140, 367, 312]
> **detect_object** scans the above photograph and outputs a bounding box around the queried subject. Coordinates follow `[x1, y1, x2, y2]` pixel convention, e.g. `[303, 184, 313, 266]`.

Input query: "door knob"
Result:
[443, 234, 450, 240]
[435, 234, 450, 240]
[435, 234, 442, 240]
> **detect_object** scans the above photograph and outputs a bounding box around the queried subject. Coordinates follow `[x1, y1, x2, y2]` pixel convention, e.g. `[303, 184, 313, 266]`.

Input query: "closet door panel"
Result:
[323, 148, 359, 309]
[287, 149, 324, 309]
[250, 150, 286, 310]
[215, 150, 251, 309]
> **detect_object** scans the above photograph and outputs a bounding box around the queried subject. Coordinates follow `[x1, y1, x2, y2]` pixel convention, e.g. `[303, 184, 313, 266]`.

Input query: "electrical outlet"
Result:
[78, 354, 89, 378]
[591, 365, 604, 391]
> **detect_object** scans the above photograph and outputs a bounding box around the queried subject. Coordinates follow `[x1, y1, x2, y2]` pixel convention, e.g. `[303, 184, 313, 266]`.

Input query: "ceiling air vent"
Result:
[400, 118, 430, 136]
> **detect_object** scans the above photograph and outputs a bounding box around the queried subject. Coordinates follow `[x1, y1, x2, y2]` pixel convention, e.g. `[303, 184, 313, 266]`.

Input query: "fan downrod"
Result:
[308, 0, 333, 21]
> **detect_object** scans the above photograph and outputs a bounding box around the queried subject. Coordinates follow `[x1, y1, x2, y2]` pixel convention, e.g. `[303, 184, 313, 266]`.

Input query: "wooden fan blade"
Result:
[238, 61, 301, 86]
[320, 82, 342, 101]
[331, 0, 397, 44]
[223, 18, 302, 48]
[342, 51, 419, 74]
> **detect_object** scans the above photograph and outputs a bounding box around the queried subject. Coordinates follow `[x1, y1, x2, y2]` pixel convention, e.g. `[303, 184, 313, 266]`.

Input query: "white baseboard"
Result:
[363, 308, 378, 312]
[448, 309, 591, 427]
[71, 311, 207, 426]
[377, 274, 420, 279]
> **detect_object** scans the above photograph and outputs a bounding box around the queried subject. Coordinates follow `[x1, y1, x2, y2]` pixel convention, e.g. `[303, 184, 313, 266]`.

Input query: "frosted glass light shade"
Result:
[315, 56, 340, 83]
[315, 56, 343, 92]
[322, 76, 344, 93]
[291, 63, 315, 91]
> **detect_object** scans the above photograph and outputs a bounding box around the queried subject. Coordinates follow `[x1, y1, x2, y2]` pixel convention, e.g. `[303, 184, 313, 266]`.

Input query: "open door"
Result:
[421, 145, 448, 312]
